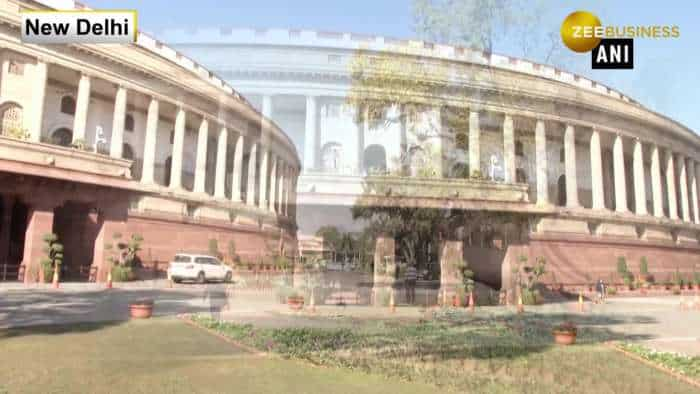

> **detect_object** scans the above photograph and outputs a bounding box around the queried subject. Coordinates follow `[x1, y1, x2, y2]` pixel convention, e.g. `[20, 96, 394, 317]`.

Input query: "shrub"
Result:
[607, 286, 617, 295]
[521, 287, 542, 305]
[111, 265, 133, 282]
[616, 257, 628, 276]
[40, 233, 63, 282]
[639, 256, 649, 276]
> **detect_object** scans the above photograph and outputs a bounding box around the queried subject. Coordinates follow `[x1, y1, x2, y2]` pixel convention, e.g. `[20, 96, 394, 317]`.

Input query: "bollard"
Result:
[517, 294, 524, 314]
[389, 288, 396, 313]
[578, 292, 584, 313]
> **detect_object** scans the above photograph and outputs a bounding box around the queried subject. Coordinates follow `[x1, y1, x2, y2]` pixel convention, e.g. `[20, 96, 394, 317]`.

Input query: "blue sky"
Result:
[91, 0, 700, 133]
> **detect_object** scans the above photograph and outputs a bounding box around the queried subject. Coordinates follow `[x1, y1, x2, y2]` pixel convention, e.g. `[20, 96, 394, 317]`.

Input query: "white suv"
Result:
[167, 253, 233, 284]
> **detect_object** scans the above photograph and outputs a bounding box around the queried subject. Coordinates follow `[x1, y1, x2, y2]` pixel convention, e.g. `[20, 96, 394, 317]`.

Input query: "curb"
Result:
[177, 314, 269, 357]
[607, 342, 700, 389]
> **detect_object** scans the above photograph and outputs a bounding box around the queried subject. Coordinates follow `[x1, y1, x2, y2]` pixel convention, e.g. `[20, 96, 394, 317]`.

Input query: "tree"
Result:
[412, 0, 575, 68]
[40, 233, 63, 283]
[315, 226, 342, 255]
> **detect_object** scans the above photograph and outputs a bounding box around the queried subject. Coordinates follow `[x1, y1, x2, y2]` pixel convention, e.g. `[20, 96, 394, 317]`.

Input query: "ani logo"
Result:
[560, 11, 633, 69]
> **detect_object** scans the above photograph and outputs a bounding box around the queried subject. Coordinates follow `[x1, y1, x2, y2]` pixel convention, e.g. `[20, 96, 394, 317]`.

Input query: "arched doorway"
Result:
[53, 202, 99, 281]
[557, 175, 567, 206]
[51, 128, 73, 147]
[363, 144, 387, 174]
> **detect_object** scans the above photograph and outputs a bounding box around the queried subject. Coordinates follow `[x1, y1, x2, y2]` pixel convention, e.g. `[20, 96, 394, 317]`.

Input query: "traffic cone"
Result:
[52, 268, 59, 289]
[517, 294, 524, 314]
[578, 292, 584, 313]
[106, 271, 113, 289]
[389, 288, 396, 313]
[468, 291, 475, 313]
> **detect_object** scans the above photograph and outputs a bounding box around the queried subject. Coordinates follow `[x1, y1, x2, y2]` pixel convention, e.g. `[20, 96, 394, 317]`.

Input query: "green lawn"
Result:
[192, 311, 697, 394]
[0, 319, 435, 394]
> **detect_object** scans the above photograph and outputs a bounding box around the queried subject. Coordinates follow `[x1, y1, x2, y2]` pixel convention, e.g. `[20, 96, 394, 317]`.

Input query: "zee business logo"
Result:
[560, 11, 680, 69]
[21, 10, 137, 44]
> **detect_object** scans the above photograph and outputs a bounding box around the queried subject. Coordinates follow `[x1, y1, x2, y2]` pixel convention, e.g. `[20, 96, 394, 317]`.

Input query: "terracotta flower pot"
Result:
[552, 330, 577, 345]
[287, 296, 304, 311]
[129, 300, 154, 319]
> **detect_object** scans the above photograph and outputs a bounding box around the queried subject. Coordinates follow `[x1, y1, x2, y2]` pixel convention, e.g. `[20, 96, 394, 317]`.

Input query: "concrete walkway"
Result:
[2, 282, 700, 355]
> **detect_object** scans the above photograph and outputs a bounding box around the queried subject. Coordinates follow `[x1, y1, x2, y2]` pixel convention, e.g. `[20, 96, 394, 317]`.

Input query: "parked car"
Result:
[167, 253, 233, 284]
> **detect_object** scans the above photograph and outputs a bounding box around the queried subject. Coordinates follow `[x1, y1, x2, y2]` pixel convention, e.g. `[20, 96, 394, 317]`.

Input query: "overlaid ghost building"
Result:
[167, 28, 700, 289]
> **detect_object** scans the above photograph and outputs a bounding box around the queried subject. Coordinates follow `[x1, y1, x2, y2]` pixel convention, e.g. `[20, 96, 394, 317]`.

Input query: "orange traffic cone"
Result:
[517, 294, 524, 314]
[52, 268, 59, 289]
[578, 292, 584, 313]
[106, 271, 113, 289]
[468, 291, 475, 313]
[389, 289, 396, 313]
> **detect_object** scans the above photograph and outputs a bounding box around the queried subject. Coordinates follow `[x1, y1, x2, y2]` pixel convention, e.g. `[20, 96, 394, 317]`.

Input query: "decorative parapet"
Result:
[0, 136, 132, 180]
[162, 27, 633, 104]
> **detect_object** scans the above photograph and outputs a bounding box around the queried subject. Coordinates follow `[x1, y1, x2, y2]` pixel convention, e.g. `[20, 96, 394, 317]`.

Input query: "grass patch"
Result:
[619, 343, 700, 379]
[192, 311, 696, 393]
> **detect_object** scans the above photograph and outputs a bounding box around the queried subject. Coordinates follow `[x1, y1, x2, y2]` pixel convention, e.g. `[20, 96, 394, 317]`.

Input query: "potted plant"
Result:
[286, 291, 305, 310]
[552, 321, 578, 345]
[129, 299, 154, 318]
[693, 271, 700, 290]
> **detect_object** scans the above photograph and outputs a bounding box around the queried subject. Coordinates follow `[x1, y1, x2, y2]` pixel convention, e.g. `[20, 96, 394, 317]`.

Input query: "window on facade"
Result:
[8, 60, 24, 75]
[321, 142, 343, 173]
[60, 96, 76, 115]
[0, 104, 23, 136]
[515, 141, 524, 157]
[516, 168, 527, 183]
[125, 114, 134, 132]
[559, 147, 565, 163]
[169, 130, 174, 144]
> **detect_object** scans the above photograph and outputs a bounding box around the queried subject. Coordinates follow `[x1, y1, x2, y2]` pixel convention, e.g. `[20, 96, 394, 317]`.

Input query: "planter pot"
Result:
[552, 330, 577, 345]
[287, 296, 304, 311]
[129, 300, 154, 319]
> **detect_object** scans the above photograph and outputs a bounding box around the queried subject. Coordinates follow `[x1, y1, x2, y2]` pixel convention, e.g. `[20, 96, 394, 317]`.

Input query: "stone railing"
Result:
[0, 136, 132, 180]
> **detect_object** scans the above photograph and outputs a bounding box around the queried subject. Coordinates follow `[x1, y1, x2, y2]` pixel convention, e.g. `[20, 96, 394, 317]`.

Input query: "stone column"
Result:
[438, 239, 465, 302]
[91, 203, 127, 282]
[303, 96, 318, 172]
[193, 118, 209, 194]
[140, 98, 159, 184]
[356, 107, 365, 175]
[678, 155, 690, 222]
[259, 148, 269, 209]
[277, 161, 285, 214]
[692, 161, 700, 224]
[590, 129, 605, 210]
[169, 107, 186, 190]
[109, 85, 127, 158]
[468, 110, 480, 176]
[72, 73, 91, 143]
[246, 143, 258, 206]
[269, 155, 278, 212]
[214, 127, 228, 199]
[284, 165, 291, 216]
[535, 120, 549, 205]
[666, 150, 678, 220]
[502, 114, 515, 183]
[633, 139, 647, 215]
[650, 145, 664, 218]
[612, 134, 628, 213]
[564, 124, 579, 208]
[372, 235, 396, 306]
[22, 204, 54, 283]
[0, 195, 14, 265]
[28, 60, 47, 142]
[231, 134, 245, 202]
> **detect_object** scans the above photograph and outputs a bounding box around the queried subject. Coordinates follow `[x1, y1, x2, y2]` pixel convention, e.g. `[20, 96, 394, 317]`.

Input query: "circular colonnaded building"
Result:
[166, 27, 700, 291]
[0, 1, 301, 283]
